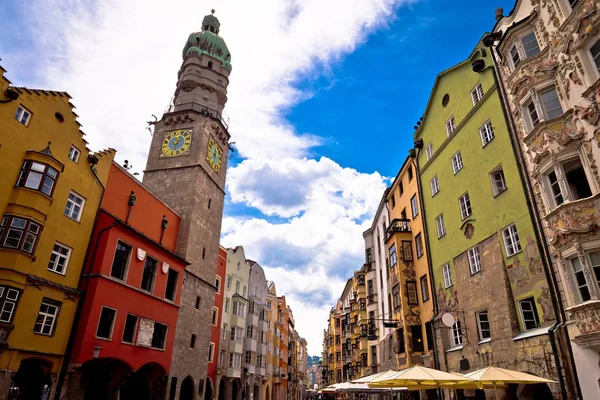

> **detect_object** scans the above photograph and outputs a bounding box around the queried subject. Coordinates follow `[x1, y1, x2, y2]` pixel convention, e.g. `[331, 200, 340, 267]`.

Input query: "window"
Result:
[510, 32, 541, 68]
[518, 297, 540, 330]
[451, 151, 463, 174]
[231, 326, 243, 342]
[590, 39, 600, 74]
[122, 314, 138, 344]
[471, 82, 484, 105]
[420, 275, 429, 302]
[165, 268, 179, 301]
[190, 334, 197, 348]
[435, 214, 446, 238]
[229, 353, 242, 368]
[411, 195, 418, 218]
[151, 322, 168, 349]
[426, 143, 433, 161]
[0, 215, 41, 254]
[502, 224, 522, 257]
[68, 146, 80, 163]
[392, 284, 401, 310]
[476, 310, 491, 340]
[215, 276, 221, 294]
[47, 242, 71, 274]
[408, 166, 413, 182]
[395, 328, 405, 354]
[196, 296, 202, 309]
[479, 120, 495, 146]
[430, 176, 439, 196]
[212, 307, 218, 326]
[510, 45, 521, 67]
[15, 105, 32, 126]
[64, 192, 85, 221]
[445, 116, 455, 136]
[406, 281, 418, 305]
[468, 246, 482, 274]
[267, 300, 272, 309]
[401, 241, 413, 262]
[524, 86, 564, 129]
[222, 323, 228, 339]
[390, 193, 396, 209]
[411, 325, 425, 352]
[235, 281, 240, 294]
[207, 343, 214, 362]
[226, 275, 231, 289]
[543, 157, 592, 209]
[141, 256, 157, 292]
[96, 307, 117, 339]
[16, 161, 58, 196]
[571, 257, 591, 301]
[0, 287, 21, 323]
[458, 193, 472, 220]
[34, 299, 61, 336]
[219, 350, 225, 367]
[451, 321, 462, 346]
[442, 263, 453, 288]
[389, 244, 397, 267]
[415, 233, 424, 258]
[399, 181, 404, 195]
[243, 285, 246, 297]
[110, 241, 131, 280]
[425, 321, 434, 351]
[490, 166, 507, 196]
[587, 251, 600, 296]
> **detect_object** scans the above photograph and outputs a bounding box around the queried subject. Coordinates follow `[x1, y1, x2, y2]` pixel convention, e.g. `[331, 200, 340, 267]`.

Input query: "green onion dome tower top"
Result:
[182, 10, 232, 71]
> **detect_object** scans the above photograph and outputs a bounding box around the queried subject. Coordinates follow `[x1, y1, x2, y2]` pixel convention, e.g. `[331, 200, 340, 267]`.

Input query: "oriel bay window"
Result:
[523, 86, 564, 130]
[509, 31, 541, 68]
[0, 215, 42, 255]
[16, 160, 59, 196]
[542, 156, 593, 210]
[400, 240, 413, 262]
[569, 251, 600, 303]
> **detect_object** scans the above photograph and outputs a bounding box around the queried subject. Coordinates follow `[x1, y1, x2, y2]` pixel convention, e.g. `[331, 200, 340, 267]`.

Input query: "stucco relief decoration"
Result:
[546, 195, 600, 243]
[463, 222, 475, 239]
[538, 287, 556, 322]
[582, 139, 600, 186]
[526, 111, 585, 163]
[572, 302, 600, 335]
[400, 262, 416, 281]
[137, 248, 146, 261]
[507, 257, 531, 288]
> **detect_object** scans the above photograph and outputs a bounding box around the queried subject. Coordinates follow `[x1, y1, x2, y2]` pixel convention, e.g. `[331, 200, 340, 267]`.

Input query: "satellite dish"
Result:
[441, 312, 455, 328]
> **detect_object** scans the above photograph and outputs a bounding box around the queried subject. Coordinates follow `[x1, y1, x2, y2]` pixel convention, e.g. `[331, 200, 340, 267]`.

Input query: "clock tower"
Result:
[143, 10, 231, 398]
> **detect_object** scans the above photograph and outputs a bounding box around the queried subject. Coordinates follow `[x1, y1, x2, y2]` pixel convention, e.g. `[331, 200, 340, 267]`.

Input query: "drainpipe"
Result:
[54, 162, 112, 400]
[486, 46, 580, 400]
[410, 149, 442, 399]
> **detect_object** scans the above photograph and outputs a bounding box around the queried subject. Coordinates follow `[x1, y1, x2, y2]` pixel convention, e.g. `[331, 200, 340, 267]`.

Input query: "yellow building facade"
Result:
[384, 156, 435, 369]
[0, 67, 113, 397]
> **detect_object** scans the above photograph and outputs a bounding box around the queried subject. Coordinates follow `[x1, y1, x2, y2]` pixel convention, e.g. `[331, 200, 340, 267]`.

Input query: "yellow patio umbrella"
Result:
[464, 366, 557, 400]
[368, 365, 475, 399]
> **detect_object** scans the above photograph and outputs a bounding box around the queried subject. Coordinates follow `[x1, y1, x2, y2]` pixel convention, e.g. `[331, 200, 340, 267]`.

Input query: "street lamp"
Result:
[92, 345, 103, 359]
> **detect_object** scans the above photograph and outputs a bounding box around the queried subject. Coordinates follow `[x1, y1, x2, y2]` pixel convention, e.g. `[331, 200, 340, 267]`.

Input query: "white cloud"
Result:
[5, 0, 410, 355]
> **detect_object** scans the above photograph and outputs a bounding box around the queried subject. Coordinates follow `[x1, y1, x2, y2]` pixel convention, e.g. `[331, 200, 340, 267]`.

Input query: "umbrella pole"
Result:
[418, 383, 421, 400]
[494, 383, 498, 400]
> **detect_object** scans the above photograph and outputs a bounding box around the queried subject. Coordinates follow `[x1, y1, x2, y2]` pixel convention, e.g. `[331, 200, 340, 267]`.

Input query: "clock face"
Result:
[207, 138, 223, 172]
[162, 130, 192, 157]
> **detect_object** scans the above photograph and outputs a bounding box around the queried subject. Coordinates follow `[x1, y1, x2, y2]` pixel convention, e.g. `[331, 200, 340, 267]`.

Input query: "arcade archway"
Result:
[180, 376, 195, 400]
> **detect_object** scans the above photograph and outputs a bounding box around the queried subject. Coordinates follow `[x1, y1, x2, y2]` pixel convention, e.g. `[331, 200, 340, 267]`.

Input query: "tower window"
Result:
[208, 61, 213, 69]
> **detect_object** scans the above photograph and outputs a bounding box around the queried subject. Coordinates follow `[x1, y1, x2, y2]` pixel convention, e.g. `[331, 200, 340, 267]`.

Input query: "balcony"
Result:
[167, 101, 229, 129]
[544, 193, 600, 245]
[568, 300, 600, 347]
[385, 219, 411, 241]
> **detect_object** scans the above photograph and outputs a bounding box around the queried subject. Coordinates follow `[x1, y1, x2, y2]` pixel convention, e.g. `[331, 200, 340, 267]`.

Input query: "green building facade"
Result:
[414, 39, 560, 393]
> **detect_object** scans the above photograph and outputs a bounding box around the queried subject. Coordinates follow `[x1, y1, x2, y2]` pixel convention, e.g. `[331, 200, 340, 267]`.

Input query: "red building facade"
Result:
[63, 162, 188, 399]
[207, 246, 227, 397]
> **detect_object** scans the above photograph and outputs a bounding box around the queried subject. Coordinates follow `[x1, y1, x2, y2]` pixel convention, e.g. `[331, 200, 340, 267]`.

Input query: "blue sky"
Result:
[1, 0, 515, 354]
